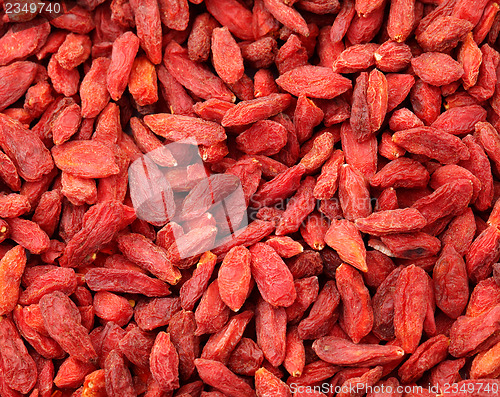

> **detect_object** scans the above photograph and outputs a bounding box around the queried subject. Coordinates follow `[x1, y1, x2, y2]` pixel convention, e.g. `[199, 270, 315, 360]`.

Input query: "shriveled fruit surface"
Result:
[1, 0, 500, 396]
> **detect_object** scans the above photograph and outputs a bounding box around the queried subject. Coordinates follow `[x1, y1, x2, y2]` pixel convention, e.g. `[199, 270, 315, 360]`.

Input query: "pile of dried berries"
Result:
[1, 0, 500, 396]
